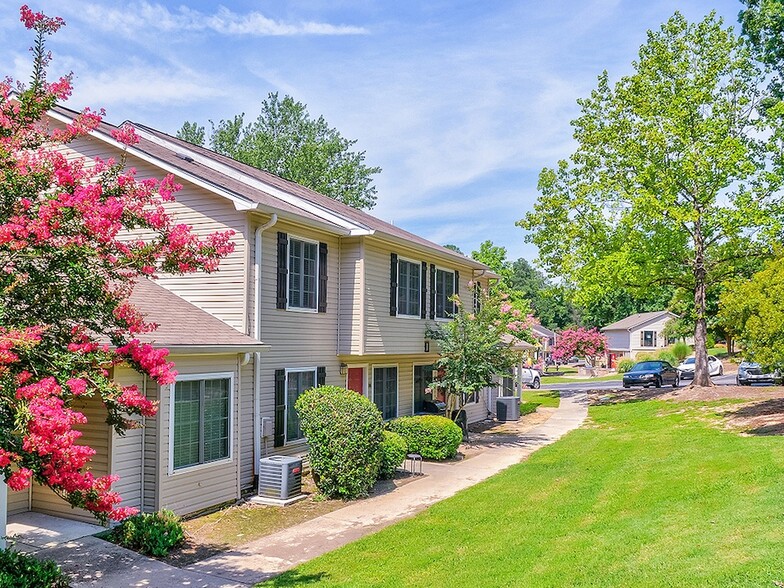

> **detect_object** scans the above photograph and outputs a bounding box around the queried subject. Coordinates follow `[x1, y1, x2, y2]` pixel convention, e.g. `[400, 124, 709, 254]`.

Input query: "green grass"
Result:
[541, 372, 622, 384]
[522, 389, 560, 408]
[260, 400, 784, 587]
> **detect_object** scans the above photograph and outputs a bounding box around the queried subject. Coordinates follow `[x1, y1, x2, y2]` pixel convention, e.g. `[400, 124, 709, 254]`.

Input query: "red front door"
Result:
[347, 367, 365, 395]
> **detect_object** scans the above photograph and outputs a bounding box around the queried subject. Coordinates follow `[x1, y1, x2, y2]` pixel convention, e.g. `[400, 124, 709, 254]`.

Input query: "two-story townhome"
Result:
[6, 105, 498, 523]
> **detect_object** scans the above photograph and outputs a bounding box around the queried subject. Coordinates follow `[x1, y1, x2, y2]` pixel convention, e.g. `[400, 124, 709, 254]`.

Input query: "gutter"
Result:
[254, 214, 278, 474]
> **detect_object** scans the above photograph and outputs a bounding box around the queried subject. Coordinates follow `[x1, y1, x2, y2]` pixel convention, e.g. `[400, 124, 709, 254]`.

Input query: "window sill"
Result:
[396, 313, 422, 320]
[285, 438, 308, 448]
[285, 306, 318, 314]
[169, 456, 233, 477]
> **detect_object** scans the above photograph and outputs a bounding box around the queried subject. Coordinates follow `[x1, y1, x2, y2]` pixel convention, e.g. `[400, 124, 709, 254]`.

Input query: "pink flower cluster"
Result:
[117, 340, 177, 385]
[20, 4, 64, 33]
[551, 327, 609, 363]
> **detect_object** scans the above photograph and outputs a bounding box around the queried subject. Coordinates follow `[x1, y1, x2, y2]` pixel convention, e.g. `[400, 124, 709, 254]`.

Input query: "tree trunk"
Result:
[692, 222, 712, 387]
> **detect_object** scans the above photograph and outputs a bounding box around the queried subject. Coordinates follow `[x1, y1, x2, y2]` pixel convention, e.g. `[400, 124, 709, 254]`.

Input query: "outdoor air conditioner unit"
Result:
[257, 456, 303, 502]
[496, 396, 520, 422]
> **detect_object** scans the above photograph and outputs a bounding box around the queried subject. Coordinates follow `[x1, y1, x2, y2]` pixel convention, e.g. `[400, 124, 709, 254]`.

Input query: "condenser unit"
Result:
[496, 396, 520, 422]
[256, 456, 303, 504]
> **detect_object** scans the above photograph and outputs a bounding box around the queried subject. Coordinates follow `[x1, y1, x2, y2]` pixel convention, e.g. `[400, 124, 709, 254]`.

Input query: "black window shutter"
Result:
[317, 366, 326, 387]
[276, 232, 288, 310]
[274, 369, 285, 447]
[390, 253, 398, 316]
[318, 242, 328, 313]
[453, 270, 459, 314]
[420, 261, 427, 319]
[429, 264, 436, 320]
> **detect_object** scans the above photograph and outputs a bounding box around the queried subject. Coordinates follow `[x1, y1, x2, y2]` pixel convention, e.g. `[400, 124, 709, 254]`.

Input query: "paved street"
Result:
[543, 373, 737, 391]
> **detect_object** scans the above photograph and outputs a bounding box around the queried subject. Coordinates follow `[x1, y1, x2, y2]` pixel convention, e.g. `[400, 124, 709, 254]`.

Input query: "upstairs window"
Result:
[435, 268, 456, 318]
[398, 259, 421, 317]
[276, 231, 327, 313]
[641, 330, 657, 347]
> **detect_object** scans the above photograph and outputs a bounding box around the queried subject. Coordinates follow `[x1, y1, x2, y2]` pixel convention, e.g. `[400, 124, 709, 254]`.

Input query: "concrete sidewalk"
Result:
[188, 390, 588, 585]
[19, 390, 587, 588]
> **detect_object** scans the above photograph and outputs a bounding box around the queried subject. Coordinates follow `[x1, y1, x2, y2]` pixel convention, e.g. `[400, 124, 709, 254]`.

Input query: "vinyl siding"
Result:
[362, 240, 476, 356]
[603, 329, 631, 353]
[110, 367, 147, 513]
[30, 396, 110, 524]
[254, 220, 342, 458]
[338, 238, 363, 356]
[156, 355, 243, 516]
[62, 134, 250, 333]
[7, 481, 30, 516]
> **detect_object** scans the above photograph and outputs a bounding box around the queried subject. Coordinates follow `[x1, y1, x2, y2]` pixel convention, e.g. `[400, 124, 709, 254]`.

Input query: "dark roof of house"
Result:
[128, 279, 268, 352]
[601, 311, 675, 332]
[532, 324, 556, 338]
[50, 104, 492, 271]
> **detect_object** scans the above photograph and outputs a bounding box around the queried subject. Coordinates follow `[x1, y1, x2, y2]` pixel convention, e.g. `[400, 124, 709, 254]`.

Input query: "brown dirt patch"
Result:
[660, 385, 784, 402]
[458, 407, 557, 459]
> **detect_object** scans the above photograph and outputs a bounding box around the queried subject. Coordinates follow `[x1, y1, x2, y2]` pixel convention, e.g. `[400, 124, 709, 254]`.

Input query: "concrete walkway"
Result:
[17, 390, 587, 588]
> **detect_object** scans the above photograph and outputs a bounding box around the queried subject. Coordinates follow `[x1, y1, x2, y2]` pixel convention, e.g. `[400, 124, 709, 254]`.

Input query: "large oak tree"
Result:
[519, 12, 784, 386]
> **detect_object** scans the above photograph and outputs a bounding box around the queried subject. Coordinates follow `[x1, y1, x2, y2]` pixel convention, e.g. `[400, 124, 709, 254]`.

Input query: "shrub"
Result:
[110, 509, 184, 557]
[386, 415, 463, 460]
[671, 341, 691, 362]
[0, 548, 70, 588]
[520, 402, 540, 416]
[656, 350, 678, 365]
[378, 430, 408, 479]
[295, 386, 383, 499]
[706, 333, 716, 349]
[617, 358, 636, 373]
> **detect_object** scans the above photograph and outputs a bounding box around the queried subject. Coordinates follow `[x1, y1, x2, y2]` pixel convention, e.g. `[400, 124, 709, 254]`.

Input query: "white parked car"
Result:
[676, 355, 723, 379]
[519, 367, 541, 389]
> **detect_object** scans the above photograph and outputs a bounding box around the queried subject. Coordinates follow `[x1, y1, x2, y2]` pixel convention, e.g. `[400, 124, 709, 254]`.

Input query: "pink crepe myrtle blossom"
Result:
[551, 328, 609, 366]
[0, 6, 234, 524]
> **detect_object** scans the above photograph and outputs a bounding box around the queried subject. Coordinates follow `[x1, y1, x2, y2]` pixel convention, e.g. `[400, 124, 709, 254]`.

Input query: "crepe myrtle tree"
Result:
[426, 287, 536, 427]
[550, 328, 608, 371]
[0, 6, 234, 523]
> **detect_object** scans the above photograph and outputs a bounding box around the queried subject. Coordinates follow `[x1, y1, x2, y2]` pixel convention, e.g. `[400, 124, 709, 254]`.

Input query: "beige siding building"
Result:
[7, 106, 501, 521]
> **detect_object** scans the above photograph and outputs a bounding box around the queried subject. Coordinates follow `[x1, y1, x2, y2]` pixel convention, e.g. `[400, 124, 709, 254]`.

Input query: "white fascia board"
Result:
[164, 344, 271, 354]
[249, 205, 353, 236]
[46, 110, 258, 211]
[373, 232, 492, 272]
[133, 127, 373, 236]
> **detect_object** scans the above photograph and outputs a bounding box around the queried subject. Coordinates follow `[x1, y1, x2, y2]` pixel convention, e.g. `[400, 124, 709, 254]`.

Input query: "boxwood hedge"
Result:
[386, 415, 463, 460]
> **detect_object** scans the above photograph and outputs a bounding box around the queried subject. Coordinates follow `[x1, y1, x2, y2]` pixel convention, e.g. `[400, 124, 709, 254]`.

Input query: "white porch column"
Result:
[0, 479, 7, 550]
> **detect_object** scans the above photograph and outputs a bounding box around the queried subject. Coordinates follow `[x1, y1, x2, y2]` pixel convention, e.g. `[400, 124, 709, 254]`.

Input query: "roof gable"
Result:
[601, 311, 677, 332]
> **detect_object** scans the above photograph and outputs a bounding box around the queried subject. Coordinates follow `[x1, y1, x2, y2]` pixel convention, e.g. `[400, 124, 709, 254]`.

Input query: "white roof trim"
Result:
[133, 126, 374, 236]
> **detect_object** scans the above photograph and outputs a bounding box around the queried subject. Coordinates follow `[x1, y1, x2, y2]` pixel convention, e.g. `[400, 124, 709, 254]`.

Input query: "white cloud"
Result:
[70, 2, 368, 37]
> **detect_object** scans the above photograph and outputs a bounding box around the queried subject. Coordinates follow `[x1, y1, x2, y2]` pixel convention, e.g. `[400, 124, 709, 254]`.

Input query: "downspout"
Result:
[253, 214, 278, 474]
[140, 375, 147, 512]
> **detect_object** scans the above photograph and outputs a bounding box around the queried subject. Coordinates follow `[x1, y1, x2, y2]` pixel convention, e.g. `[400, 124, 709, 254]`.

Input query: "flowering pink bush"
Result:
[0, 7, 234, 523]
[551, 328, 609, 367]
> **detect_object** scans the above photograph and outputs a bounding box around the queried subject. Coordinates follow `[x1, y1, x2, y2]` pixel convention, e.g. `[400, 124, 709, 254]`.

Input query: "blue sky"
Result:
[1, 1, 743, 266]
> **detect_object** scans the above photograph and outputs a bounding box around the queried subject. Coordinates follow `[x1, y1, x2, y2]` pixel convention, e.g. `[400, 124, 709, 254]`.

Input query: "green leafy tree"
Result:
[443, 244, 464, 254]
[426, 289, 534, 425]
[718, 257, 784, 370]
[740, 0, 784, 100]
[519, 12, 783, 386]
[177, 93, 381, 210]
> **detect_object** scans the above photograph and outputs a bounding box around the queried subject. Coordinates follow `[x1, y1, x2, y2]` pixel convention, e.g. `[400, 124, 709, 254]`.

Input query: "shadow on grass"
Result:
[726, 398, 784, 436]
[259, 570, 329, 586]
[588, 388, 671, 406]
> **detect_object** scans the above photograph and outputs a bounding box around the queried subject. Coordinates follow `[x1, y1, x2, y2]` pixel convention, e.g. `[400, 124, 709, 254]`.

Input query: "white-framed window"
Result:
[435, 268, 456, 319]
[288, 236, 318, 311]
[641, 330, 657, 347]
[286, 368, 316, 442]
[171, 373, 233, 472]
[398, 258, 421, 317]
[372, 365, 398, 420]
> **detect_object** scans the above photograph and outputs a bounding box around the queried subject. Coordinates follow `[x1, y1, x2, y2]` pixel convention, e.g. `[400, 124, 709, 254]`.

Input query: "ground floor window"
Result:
[373, 366, 398, 420]
[287, 369, 316, 442]
[173, 376, 231, 470]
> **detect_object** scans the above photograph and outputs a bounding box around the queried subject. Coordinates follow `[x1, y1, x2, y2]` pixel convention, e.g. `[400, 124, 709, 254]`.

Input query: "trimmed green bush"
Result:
[379, 430, 408, 479]
[295, 386, 383, 498]
[0, 548, 70, 588]
[617, 358, 635, 373]
[671, 341, 691, 362]
[110, 509, 184, 557]
[520, 402, 540, 416]
[386, 415, 463, 460]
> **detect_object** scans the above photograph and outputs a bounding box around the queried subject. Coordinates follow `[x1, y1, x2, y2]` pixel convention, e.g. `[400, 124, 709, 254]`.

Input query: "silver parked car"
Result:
[676, 355, 723, 379]
[736, 362, 782, 386]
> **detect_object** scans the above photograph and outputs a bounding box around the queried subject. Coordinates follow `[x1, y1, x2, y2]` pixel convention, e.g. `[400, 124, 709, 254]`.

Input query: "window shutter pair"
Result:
[273, 366, 326, 448]
[452, 270, 459, 315]
[276, 231, 327, 313]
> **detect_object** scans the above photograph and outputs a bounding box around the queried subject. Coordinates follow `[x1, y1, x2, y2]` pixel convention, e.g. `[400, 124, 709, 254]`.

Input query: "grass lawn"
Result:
[520, 389, 561, 415]
[260, 399, 784, 587]
[541, 372, 622, 384]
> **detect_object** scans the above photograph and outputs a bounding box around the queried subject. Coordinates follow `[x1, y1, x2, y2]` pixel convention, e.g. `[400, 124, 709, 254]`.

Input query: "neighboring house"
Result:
[532, 324, 557, 362]
[601, 311, 679, 363]
[6, 106, 498, 522]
